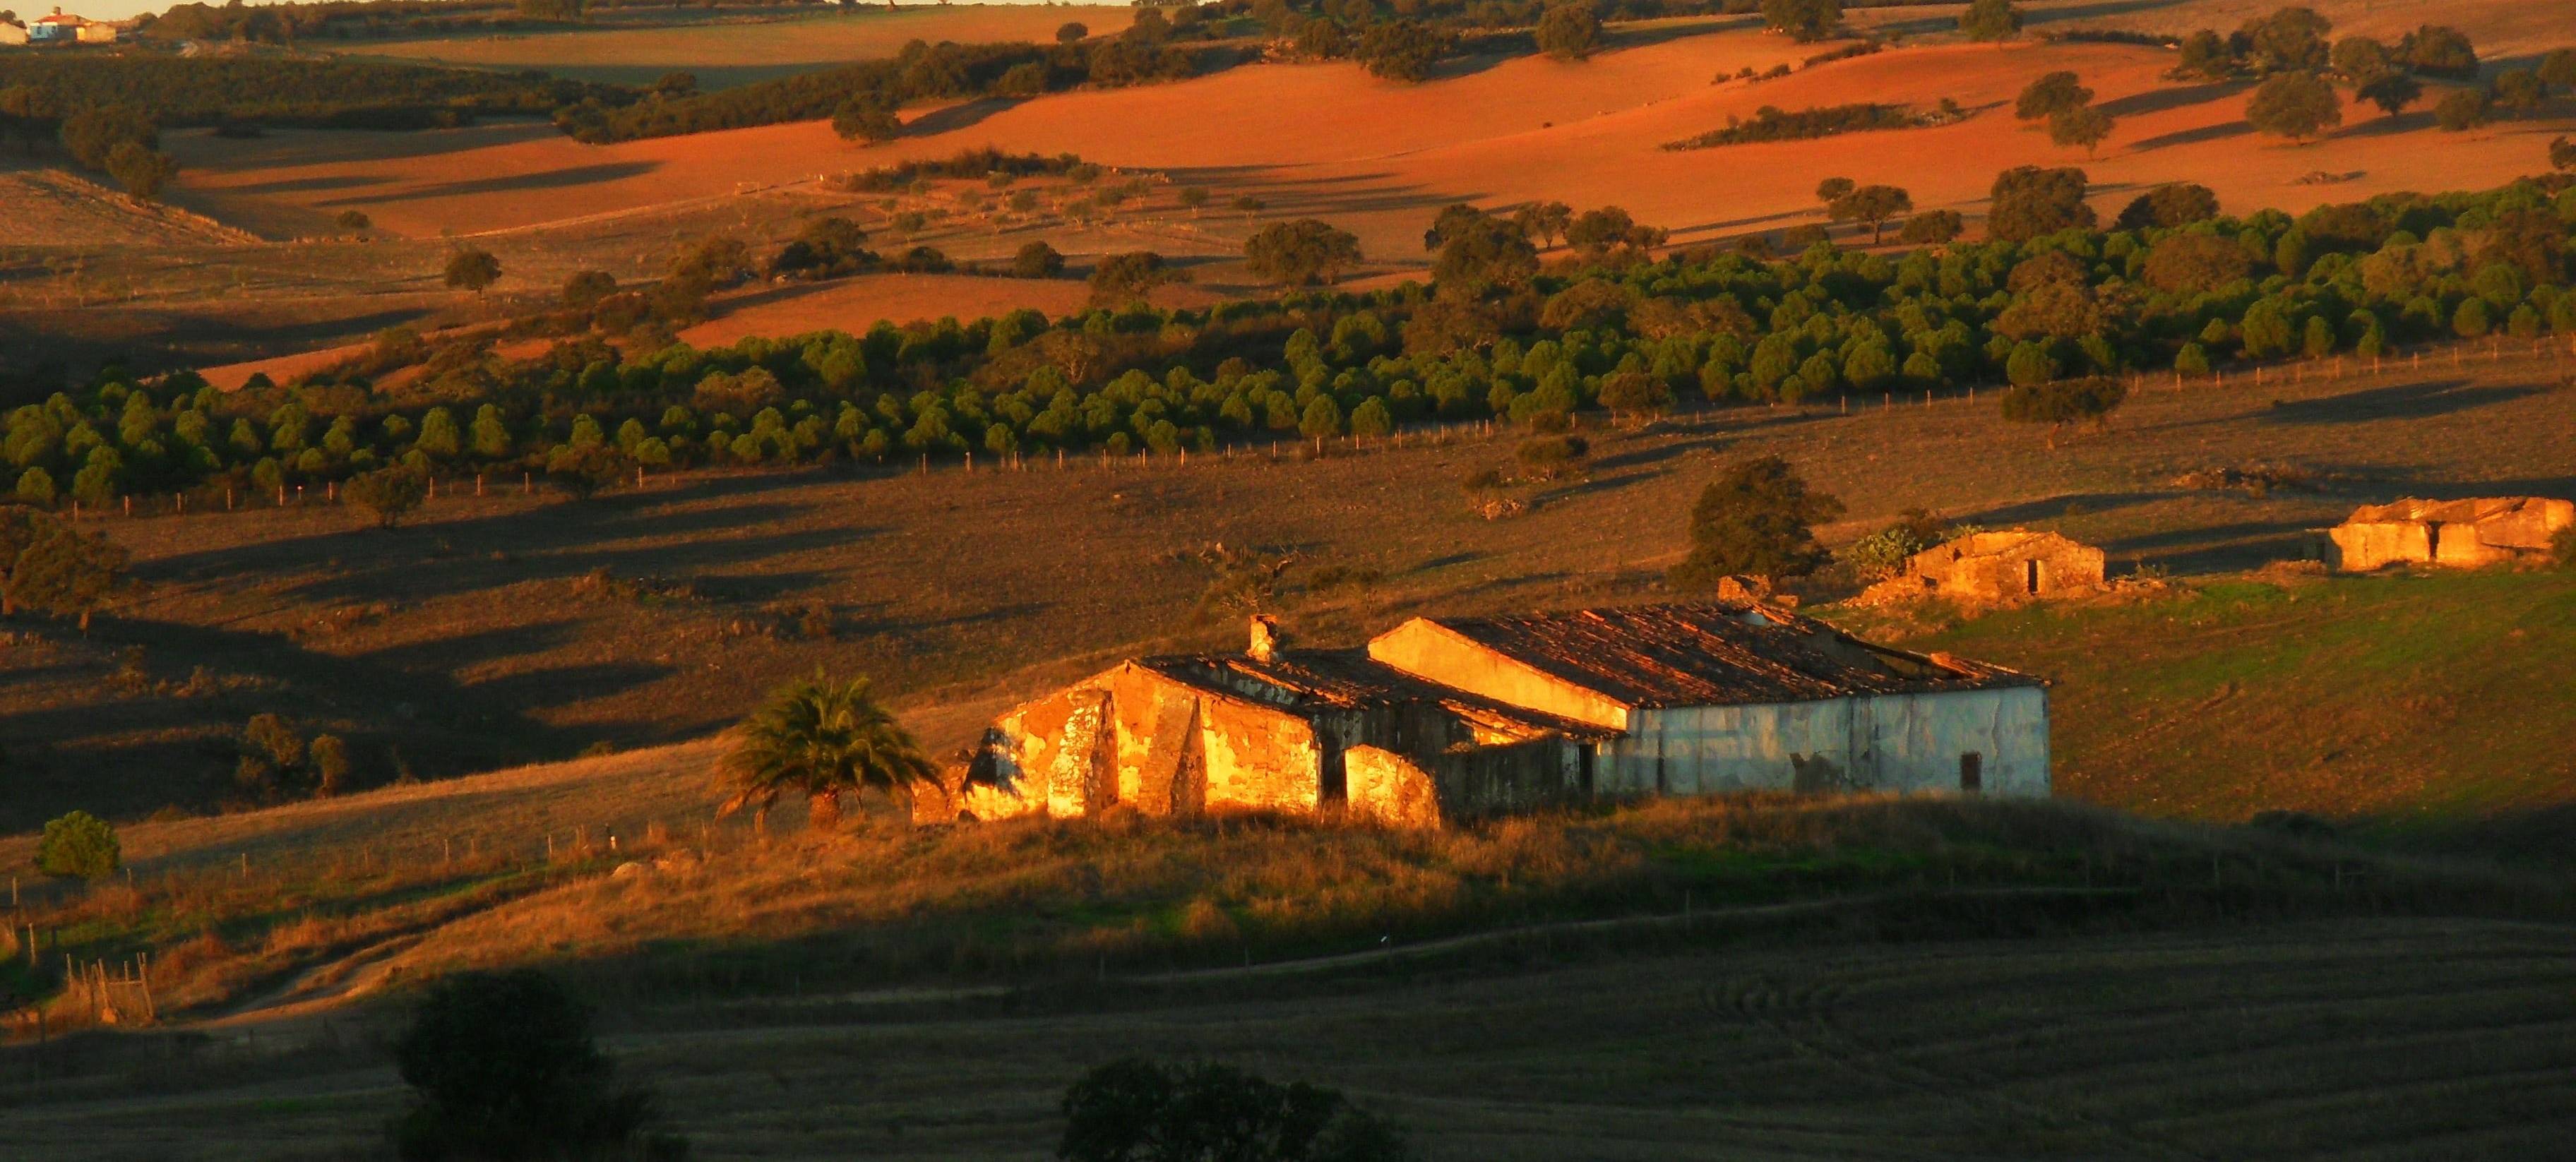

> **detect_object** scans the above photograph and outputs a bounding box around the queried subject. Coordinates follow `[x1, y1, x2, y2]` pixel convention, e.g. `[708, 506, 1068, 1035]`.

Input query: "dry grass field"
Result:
[8, 0, 2568, 373]
[6, 904, 2573, 1159]
[348, 4, 1141, 89]
[23, 4, 2539, 373]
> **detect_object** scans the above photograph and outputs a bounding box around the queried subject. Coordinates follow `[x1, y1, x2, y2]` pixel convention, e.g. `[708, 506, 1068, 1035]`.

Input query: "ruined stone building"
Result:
[2317, 497, 2575, 572]
[1861, 530, 2106, 606]
[930, 603, 2049, 828]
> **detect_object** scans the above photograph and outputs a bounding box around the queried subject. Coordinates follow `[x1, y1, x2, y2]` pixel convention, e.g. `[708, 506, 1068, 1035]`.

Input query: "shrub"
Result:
[1899, 210, 1964, 244]
[1514, 433, 1590, 479]
[2116, 182, 2219, 230]
[720, 670, 934, 829]
[2434, 88, 2491, 132]
[1987, 165, 2094, 241]
[2015, 71, 2092, 121]
[1663, 102, 1934, 150]
[1534, 4, 1600, 61]
[1958, 0, 2021, 42]
[1245, 219, 1363, 287]
[35, 810, 119, 880]
[2001, 375, 2128, 446]
[1759, 0, 1839, 42]
[345, 465, 428, 529]
[1014, 239, 1067, 278]
[390, 969, 683, 1162]
[1059, 1058, 1414, 1162]
[443, 248, 500, 295]
[2553, 527, 2576, 571]
[1843, 508, 1947, 580]
[2246, 71, 2342, 142]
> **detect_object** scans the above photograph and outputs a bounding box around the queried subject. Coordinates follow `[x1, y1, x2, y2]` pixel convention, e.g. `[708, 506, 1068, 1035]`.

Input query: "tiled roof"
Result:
[1136, 648, 1621, 741]
[1412, 601, 2040, 708]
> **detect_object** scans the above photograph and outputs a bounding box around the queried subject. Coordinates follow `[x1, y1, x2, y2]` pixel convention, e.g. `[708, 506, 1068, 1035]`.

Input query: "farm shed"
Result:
[1368, 604, 2050, 799]
[2317, 496, 2575, 572]
[936, 603, 2049, 827]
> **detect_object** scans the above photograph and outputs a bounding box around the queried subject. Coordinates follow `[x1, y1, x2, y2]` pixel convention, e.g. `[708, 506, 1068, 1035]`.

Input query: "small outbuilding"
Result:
[1861, 529, 2107, 606]
[933, 603, 2050, 828]
[2317, 497, 2575, 572]
[1, 21, 30, 46]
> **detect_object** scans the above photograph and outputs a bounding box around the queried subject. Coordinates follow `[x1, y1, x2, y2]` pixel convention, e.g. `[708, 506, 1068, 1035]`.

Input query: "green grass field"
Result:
[1876, 568, 2576, 826]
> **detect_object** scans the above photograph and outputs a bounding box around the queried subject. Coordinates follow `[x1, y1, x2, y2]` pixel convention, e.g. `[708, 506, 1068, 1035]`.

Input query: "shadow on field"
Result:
[904, 97, 1025, 137]
[2017, 0, 2195, 25]
[326, 162, 661, 205]
[224, 174, 390, 197]
[1591, 436, 1724, 472]
[2099, 80, 2246, 119]
[2099, 518, 2321, 572]
[2131, 119, 2254, 151]
[138, 486, 881, 606]
[1957, 491, 2172, 526]
[2262, 379, 2543, 425]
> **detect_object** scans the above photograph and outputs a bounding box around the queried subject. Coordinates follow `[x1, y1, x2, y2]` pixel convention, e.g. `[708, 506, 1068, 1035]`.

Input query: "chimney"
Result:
[1247, 615, 1284, 662]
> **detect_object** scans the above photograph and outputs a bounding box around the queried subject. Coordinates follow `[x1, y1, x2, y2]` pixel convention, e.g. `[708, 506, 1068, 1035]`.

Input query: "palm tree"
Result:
[719, 671, 936, 829]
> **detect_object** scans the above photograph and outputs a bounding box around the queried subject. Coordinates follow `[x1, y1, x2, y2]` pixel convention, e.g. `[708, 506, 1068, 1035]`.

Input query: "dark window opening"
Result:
[1578, 745, 1597, 796]
[2425, 522, 2442, 561]
[1960, 752, 1984, 793]
[2025, 559, 2041, 594]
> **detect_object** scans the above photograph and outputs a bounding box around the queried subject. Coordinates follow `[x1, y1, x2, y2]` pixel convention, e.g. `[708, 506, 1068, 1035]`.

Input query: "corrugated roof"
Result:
[1412, 602, 2040, 708]
[1135, 648, 1621, 741]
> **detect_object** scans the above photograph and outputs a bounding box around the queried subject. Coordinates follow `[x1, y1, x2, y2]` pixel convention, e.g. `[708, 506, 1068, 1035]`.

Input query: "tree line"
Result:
[14, 175, 2573, 513]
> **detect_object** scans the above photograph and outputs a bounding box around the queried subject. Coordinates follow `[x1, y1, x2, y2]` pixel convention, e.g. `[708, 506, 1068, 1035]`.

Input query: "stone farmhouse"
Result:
[25, 8, 111, 43]
[2318, 497, 2575, 572]
[926, 603, 2049, 828]
[1861, 529, 2106, 606]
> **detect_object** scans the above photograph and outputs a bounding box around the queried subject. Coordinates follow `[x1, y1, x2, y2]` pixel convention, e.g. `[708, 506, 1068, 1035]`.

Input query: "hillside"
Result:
[8, 340, 2571, 832]
[4, 785, 2572, 1160]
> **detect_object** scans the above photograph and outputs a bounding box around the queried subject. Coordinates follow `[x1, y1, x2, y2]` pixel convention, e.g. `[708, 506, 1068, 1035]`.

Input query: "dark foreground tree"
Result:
[1059, 1058, 1416, 1162]
[2001, 375, 2128, 448]
[390, 969, 686, 1162]
[720, 670, 934, 829]
[1670, 456, 1844, 586]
